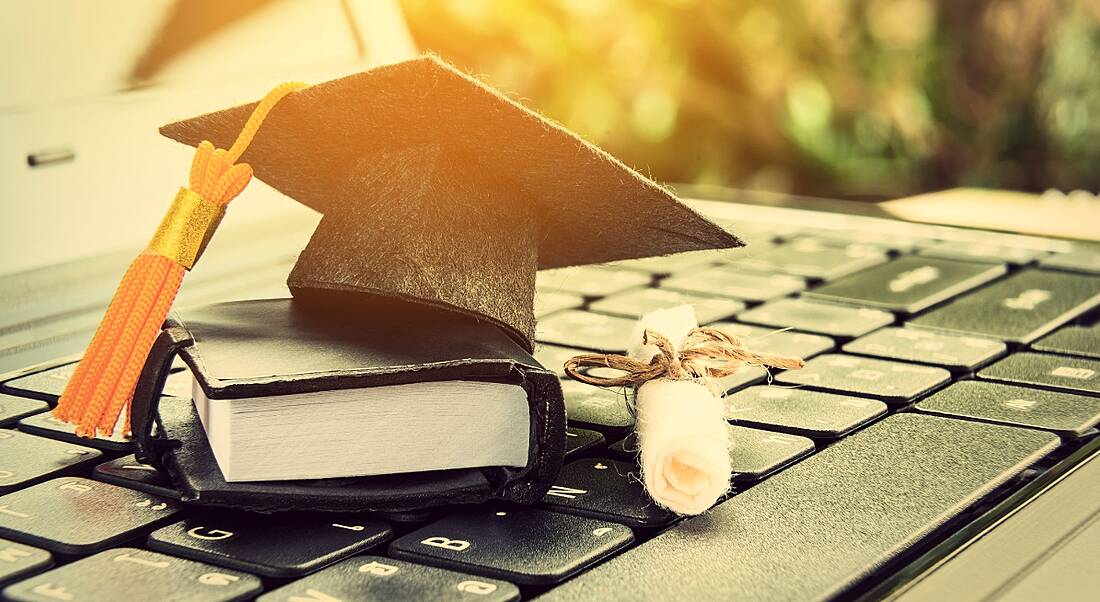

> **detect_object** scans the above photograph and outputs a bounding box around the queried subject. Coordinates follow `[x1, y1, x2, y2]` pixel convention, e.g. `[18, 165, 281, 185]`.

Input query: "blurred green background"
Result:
[400, 0, 1100, 200]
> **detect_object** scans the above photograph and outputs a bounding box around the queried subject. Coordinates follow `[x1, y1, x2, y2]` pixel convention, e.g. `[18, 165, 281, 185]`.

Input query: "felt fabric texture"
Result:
[630, 305, 731, 515]
[158, 55, 741, 350]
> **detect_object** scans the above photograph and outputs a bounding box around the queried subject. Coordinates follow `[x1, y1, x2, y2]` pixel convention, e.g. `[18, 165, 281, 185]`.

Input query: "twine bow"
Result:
[563, 326, 805, 392]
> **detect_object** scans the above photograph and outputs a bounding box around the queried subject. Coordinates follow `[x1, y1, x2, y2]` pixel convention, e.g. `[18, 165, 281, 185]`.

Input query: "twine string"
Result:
[563, 326, 805, 390]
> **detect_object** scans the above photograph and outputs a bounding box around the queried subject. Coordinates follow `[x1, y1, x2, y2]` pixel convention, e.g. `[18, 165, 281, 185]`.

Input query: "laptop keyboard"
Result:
[1, 204, 1099, 600]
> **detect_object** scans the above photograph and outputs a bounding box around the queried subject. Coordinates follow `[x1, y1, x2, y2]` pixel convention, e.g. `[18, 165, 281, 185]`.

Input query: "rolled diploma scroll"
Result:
[629, 305, 731, 515]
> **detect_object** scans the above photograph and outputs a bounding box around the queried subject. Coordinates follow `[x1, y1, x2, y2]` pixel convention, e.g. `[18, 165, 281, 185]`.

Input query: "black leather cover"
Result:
[130, 298, 565, 513]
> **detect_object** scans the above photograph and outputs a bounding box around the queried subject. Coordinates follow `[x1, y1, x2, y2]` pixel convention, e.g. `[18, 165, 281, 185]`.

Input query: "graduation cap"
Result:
[159, 55, 740, 350]
[55, 55, 739, 441]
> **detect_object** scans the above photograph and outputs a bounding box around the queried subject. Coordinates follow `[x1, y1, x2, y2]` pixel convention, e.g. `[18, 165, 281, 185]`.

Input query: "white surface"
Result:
[193, 379, 532, 482]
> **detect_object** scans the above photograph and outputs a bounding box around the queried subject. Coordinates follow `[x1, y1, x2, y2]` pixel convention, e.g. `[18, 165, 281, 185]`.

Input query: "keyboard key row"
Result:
[0, 537, 51, 587]
[1040, 247, 1100, 275]
[609, 425, 815, 483]
[541, 459, 677, 529]
[1032, 324, 1100, 360]
[389, 507, 634, 586]
[540, 414, 1060, 601]
[0, 478, 180, 555]
[563, 428, 606, 462]
[0, 396, 47, 428]
[917, 380, 1100, 437]
[775, 354, 951, 404]
[979, 352, 1100, 397]
[92, 455, 183, 500]
[148, 511, 392, 579]
[607, 249, 724, 275]
[533, 291, 584, 318]
[3, 547, 261, 602]
[536, 311, 636, 352]
[258, 555, 520, 602]
[18, 412, 131, 452]
[713, 322, 835, 359]
[560, 381, 634, 440]
[918, 239, 1047, 265]
[0, 431, 101, 494]
[910, 269, 1100, 344]
[737, 298, 894, 338]
[805, 255, 1006, 314]
[724, 387, 887, 438]
[843, 327, 1006, 372]
[536, 266, 651, 298]
[662, 268, 806, 303]
[2, 362, 192, 404]
[588, 287, 745, 323]
[728, 238, 888, 281]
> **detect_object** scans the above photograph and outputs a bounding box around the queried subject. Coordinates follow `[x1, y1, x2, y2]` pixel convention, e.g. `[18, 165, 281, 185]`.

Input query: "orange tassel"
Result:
[55, 81, 307, 437]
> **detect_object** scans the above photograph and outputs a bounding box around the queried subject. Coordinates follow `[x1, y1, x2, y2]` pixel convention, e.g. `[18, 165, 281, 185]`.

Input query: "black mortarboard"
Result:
[159, 55, 740, 350]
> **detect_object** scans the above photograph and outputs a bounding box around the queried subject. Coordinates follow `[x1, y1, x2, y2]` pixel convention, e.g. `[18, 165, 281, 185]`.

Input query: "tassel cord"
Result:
[55, 81, 307, 437]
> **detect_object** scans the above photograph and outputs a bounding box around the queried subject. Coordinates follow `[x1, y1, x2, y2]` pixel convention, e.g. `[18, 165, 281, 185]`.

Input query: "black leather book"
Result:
[129, 298, 565, 513]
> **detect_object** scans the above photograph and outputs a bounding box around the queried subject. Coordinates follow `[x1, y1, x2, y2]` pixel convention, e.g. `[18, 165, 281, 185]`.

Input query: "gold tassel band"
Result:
[147, 187, 224, 269]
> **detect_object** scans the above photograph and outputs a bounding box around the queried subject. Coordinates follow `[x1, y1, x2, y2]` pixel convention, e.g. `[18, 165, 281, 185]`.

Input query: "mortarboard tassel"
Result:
[54, 81, 307, 438]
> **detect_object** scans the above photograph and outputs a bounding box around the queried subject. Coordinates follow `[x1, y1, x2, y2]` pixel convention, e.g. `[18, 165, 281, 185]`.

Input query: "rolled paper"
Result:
[629, 305, 731, 515]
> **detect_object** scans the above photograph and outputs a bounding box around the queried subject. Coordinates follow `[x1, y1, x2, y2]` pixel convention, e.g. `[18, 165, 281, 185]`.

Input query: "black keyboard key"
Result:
[563, 427, 605, 462]
[844, 327, 1007, 372]
[538, 414, 1059, 601]
[0, 478, 180, 555]
[0, 364, 75, 402]
[561, 380, 634, 439]
[737, 298, 894, 338]
[536, 266, 651, 298]
[712, 218, 802, 244]
[0, 538, 51, 586]
[1, 362, 190, 403]
[3, 547, 261, 602]
[536, 311, 636, 352]
[661, 268, 806, 303]
[729, 238, 888, 281]
[724, 386, 887, 438]
[588, 288, 744, 323]
[0, 431, 101, 494]
[712, 322, 834, 359]
[0, 396, 47, 428]
[810, 229, 929, 253]
[1040, 248, 1100, 275]
[534, 291, 584, 318]
[727, 425, 814, 481]
[258, 555, 520, 602]
[919, 239, 1047, 265]
[541, 459, 676, 529]
[609, 250, 722, 275]
[910, 270, 1100, 344]
[715, 365, 767, 394]
[611, 426, 815, 482]
[979, 352, 1100, 397]
[148, 512, 391, 579]
[606, 435, 638, 460]
[804, 256, 1006, 314]
[533, 345, 585, 377]
[776, 354, 951, 404]
[18, 412, 131, 452]
[92, 455, 180, 499]
[1032, 324, 1100, 360]
[916, 381, 1100, 437]
[389, 507, 633, 586]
